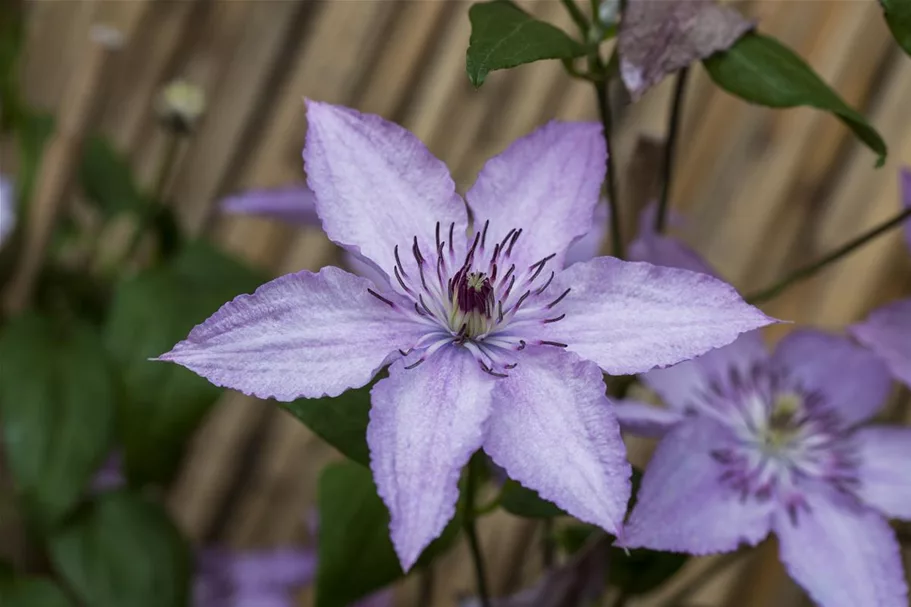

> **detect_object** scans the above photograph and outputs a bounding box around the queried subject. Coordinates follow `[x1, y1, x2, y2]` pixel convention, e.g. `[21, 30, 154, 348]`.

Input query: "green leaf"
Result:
[881, 0, 911, 56]
[0, 574, 75, 607]
[0, 314, 116, 527]
[466, 0, 587, 87]
[281, 384, 373, 467]
[104, 240, 264, 486]
[79, 136, 146, 218]
[500, 479, 566, 518]
[49, 490, 191, 607]
[316, 462, 459, 607]
[703, 33, 887, 166]
[608, 548, 688, 595]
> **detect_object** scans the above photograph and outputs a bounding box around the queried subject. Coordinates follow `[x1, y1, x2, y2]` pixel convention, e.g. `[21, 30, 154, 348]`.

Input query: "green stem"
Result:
[464, 456, 492, 607]
[655, 68, 689, 233]
[122, 131, 182, 264]
[593, 69, 622, 258]
[662, 551, 749, 606]
[561, 0, 590, 35]
[418, 565, 435, 606]
[746, 206, 911, 304]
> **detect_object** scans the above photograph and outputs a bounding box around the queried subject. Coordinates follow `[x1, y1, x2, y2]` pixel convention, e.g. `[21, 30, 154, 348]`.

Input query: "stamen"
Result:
[404, 358, 426, 370]
[540, 340, 568, 348]
[535, 271, 555, 295]
[435, 221, 442, 254]
[498, 228, 516, 253]
[511, 290, 531, 313]
[503, 363, 518, 369]
[502, 275, 516, 301]
[506, 229, 522, 256]
[500, 264, 516, 286]
[497, 301, 504, 323]
[414, 302, 427, 316]
[480, 220, 490, 249]
[542, 314, 566, 324]
[547, 288, 571, 309]
[528, 253, 556, 282]
[448, 222, 455, 254]
[394, 245, 408, 278]
[412, 237, 425, 266]
[479, 361, 508, 378]
[517, 340, 526, 350]
[367, 289, 394, 307]
[394, 266, 413, 294]
[418, 294, 434, 316]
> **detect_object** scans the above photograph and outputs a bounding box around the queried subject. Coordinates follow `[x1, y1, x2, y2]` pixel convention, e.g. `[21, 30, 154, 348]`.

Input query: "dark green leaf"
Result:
[703, 33, 887, 166]
[881, 0, 911, 56]
[104, 240, 264, 486]
[466, 0, 587, 87]
[79, 136, 146, 218]
[316, 462, 459, 607]
[500, 479, 566, 518]
[281, 385, 372, 466]
[0, 574, 74, 607]
[49, 490, 191, 607]
[608, 548, 688, 595]
[0, 314, 116, 526]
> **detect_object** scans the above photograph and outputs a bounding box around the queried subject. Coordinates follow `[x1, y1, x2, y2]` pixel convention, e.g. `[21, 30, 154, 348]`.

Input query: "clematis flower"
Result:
[620, 328, 910, 607]
[158, 101, 774, 570]
[849, 167, 911, 388]
[0, 175, 15, 247]
[618, 0, 753, 99]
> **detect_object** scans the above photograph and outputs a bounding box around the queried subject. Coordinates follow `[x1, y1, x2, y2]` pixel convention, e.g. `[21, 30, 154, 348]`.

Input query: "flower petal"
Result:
[466, 121, 606, 267]
[774, 488, 908, 607]
[541, 257, 775, 375]
[220, 186, 320, 226]
[855, 426, 911, 521]
[304, 101, 467, 275]
[850, 298, 911, 388]
[197, 548, 316, 590]
[0, 174, 15, 247]
[621, 419, 774, 554]
[771, 329, 892, 426]
[157, 266, 426, 401]
[618, 0, 753, 100]
[642, 331, 769, 411]
[614, 399, 684, 438]
[483, 348, 631, 536]
[628, 233, 716, 276]
[367, 346, 494, 571]
[564, 198, 610, 267]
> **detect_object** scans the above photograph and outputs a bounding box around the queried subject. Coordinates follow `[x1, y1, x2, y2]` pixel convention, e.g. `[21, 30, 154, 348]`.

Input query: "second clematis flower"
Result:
[159, 101, 774, 569]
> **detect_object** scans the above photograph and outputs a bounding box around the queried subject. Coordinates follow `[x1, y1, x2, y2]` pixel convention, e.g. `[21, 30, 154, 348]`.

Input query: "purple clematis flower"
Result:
[158, 101, 774, 569]
[0, 175, 15, 247]
[849, 167, 911, 388]
[616, 227, 911, 607]
[620, 329, 911, 607]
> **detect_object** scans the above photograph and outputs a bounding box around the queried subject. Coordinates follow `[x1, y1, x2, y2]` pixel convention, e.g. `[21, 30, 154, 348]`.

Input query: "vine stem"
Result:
[655, 68, 689, 233]
[661, 551, 749, 606]
[464, 455, 492, 607]
[746, 206, 911, 304]
[595, 81, 623, 259]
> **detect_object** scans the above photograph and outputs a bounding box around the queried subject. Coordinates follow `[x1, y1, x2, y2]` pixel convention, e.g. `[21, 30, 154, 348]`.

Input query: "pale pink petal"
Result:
[771, 329, 892, 426]
[483, 348, 631, 536]
[304, 101, 467, 276]
[158, 267, 426, 401]
[642, 331, 768, 411]
[855, 426, 911, 521]
[368, 346, 495, 571]
[564, 198, 610, 267]
[850, 298, 911, 388]
[220, 186, 320, 226]
[614, 399, 684, 438]
[775, 488, 908, 607]
[621, 419, 774, 554]
[619, 0, 753, 100]
[541, 257, 775, 375]
[466, 121, 606, 267]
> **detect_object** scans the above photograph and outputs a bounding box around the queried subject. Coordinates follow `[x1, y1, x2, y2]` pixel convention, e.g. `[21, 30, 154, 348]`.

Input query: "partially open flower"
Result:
[156, 79, 206, 134]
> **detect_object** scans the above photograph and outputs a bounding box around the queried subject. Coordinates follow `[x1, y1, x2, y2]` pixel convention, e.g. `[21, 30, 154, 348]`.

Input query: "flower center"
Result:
[367, 221, 571, 377]
[698, 364, 859, 517]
